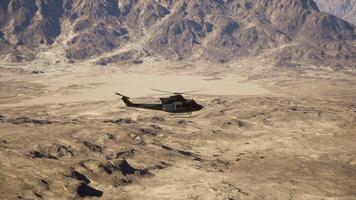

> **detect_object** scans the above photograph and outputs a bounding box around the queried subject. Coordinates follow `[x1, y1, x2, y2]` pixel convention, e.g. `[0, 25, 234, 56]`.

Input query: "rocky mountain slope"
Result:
[315, 0, 356, 25]
[0, 0, 355, 67]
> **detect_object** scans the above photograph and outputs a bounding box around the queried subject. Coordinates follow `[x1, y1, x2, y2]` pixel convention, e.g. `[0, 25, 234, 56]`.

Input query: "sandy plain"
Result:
[0, 58, 355, 200]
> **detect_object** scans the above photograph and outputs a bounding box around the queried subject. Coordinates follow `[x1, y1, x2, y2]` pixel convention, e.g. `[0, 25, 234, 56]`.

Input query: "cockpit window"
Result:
[187, 101, 198, 106]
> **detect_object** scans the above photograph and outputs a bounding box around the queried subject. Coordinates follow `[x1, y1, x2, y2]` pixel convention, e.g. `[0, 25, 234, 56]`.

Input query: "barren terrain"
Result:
[0, 59, 355, 200]
[1, 0, 355, 199]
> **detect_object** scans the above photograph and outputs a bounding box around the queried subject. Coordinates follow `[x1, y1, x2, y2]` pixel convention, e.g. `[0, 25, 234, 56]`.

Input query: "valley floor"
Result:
[0, 60, 355, 200]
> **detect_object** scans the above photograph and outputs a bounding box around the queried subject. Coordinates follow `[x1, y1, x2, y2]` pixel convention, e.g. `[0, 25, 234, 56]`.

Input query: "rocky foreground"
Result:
[0, 65, 355, 200]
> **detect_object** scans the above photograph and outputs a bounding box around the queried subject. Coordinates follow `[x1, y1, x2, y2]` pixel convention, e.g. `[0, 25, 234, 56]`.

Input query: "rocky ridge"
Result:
[0, 0, 355, 68]
[315, 0, 356, 25]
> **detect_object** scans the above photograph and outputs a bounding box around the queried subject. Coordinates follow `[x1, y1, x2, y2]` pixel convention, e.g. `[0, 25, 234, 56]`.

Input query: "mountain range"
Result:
[0, 0, 355, 68]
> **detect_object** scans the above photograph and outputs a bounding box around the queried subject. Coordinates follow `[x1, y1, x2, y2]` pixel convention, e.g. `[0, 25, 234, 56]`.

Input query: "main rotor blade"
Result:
[151, 89, 204, 95]
[148, 93, 167, 96]
[151, 89, 175, 94]
[181, 89, 205, 94]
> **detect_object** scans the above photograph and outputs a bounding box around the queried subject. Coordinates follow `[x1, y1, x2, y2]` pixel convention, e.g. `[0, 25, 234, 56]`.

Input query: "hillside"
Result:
[0, 0, 355, 68]
[315, 0, 356, 26]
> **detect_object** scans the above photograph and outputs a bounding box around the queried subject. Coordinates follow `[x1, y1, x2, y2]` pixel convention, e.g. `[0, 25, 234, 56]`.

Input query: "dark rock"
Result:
[67, 59, 75, 64]
[96, 60, 107, 65]
[56, 145, 74, 157]
[76, 183, 103, 198]
[103, 118, 134, 124]
[117, 160, 137, 176]
[71, 171, 91, 184]
[106, 133, 115, 140]
[151, 125, 162, 130]
[213, 98, 226, 104]
[161, 145, 173, 151]
[10, 117, 52, 125]
[82, 141, 102, 153]
[151, 116, 165, 122]
[31, 70, 44, 74]
[138, 168, 150, 176]
[30, 151, 58, 160]
[223, 119, 246, 127]
[33, 192, 42, 198]
[118, 178, 132, 185]
[177, 120, 193, 125]
[73, 18, 91, 32]
[116, 149, 135, 159]
[101, 160, 149, 177]
[236, 120, 246, 127]
[100, 164, 113, 175]
[40, 179, 49, 190]
[211, 159, 231, 171]
[290, 107, 298, 111]
[152, 161, 170, 170]
[132, 59, 143, 64]
[161, 145, 202, 161]
[139, 128, 158, 136]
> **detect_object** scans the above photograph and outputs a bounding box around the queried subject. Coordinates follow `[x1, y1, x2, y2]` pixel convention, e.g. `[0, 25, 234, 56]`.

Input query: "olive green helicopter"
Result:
[116, 89, 203, 114]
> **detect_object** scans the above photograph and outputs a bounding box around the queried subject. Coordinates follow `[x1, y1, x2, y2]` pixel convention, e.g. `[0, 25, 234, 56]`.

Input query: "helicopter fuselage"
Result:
[116, 93, 203, 113]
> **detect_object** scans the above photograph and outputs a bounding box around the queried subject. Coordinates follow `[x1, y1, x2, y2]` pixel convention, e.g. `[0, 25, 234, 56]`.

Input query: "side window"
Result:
[175, 103, 182, 109]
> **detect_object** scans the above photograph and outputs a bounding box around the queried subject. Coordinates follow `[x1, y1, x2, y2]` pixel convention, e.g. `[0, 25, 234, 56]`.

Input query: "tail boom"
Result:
[115, 93, 162, 111]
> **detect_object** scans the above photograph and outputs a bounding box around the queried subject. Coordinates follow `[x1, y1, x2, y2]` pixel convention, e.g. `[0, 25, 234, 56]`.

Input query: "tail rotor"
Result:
[115, 93, 129, 98]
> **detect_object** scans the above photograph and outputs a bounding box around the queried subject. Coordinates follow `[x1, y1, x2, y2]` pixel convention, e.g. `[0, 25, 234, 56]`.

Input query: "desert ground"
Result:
[0, 58, 355, 200]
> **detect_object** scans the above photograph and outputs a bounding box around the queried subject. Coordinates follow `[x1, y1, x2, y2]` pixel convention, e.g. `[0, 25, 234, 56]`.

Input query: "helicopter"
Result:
[115, 89, 204, 114]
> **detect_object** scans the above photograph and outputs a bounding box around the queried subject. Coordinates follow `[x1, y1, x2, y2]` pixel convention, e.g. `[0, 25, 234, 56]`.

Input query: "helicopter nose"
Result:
[198, 104, 203, 110]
